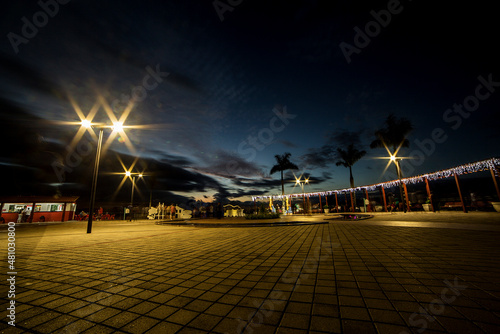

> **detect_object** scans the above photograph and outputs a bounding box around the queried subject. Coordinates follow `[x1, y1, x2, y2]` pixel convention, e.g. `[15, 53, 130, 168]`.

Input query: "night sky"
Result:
[1, 0, 499, 207]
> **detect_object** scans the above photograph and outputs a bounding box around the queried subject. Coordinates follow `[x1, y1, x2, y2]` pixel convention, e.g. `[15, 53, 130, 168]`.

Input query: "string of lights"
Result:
[252, 157, 500, 201]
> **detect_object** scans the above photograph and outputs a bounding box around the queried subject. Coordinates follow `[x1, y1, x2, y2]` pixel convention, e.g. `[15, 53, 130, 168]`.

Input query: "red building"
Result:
[0, 196, 79, 223]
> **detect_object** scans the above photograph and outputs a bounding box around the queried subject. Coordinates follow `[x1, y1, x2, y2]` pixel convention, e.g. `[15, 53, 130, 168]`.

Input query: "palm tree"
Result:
[369, 114, 413, 153]
[335, 144, 367, 188]
[270, 153, 299, 195]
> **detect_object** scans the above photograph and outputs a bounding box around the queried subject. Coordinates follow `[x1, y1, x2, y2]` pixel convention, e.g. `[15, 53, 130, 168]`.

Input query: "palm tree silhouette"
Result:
[370, 113, 413, 153]
[270, 153, 299, 195]
[335, 144, 367, 188]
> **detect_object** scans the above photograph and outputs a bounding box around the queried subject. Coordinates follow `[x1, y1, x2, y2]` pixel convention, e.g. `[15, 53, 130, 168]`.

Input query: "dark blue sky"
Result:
[1, 0, 499, 205]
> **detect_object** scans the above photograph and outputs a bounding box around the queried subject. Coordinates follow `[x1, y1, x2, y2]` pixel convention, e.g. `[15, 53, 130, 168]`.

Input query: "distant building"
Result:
[0, 196, 78, 223]
[224, 204, 244, 217]
[147, 204, 192, 220]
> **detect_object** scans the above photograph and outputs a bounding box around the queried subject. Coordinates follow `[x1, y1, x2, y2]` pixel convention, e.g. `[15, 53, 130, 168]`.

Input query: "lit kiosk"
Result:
[0, 196, 79, 223]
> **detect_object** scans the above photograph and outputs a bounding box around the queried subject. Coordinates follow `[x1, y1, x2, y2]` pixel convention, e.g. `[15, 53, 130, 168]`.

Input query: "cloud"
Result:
[322, 171, 333, 179]
[278, 140, 298, 148]
[232, 177, 282, 190]
[300, 145, 336, 169]
[299, 130, 369, 170]
[194, 150, 265, 179]
[326, 130, 364, 147]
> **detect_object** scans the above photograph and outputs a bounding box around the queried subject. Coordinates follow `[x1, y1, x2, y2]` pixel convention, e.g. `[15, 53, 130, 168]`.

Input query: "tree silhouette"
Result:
[370, 113, 413, 153]
[270, 152, 299, 195]
[335, 144, 367, 188]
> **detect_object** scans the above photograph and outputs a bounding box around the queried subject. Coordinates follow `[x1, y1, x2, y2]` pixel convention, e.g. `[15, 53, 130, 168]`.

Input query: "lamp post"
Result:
[84, 121, 124, 233]
[125, 171, 143, 207]
[295, 177, 309, 214]
[123, 171, 144, 221]
[391, 155, 407, 213]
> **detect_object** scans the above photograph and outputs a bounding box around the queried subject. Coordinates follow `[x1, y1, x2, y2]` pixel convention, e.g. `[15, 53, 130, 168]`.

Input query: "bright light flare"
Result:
[81, 119, 92, 128]
[370, 141, 411, 181]
[110, 156, 147, 201]
[65, 93, 147, 156]
[112, 122, 124, 132]
[98, 95, 137, 155]
[292, 172, 311, 194]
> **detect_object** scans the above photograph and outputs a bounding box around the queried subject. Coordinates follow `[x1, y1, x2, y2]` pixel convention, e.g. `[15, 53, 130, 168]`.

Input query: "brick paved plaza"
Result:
[1, 212, 500, 333]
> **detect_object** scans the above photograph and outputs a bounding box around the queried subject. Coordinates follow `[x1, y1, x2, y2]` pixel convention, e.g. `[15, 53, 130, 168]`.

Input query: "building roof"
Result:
[223, 204, 242, 209]
[0, 195, 79, 203]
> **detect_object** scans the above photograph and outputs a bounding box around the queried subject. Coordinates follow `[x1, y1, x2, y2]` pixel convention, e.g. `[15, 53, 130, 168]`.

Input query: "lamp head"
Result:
[112, 122, 124, 132]
[81, 120, 92, 128]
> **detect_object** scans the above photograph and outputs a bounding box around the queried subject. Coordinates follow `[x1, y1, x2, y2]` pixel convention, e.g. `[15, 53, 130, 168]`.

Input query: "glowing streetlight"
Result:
[389, 154, 407, 213]
[83, 120, 129, 233]
[81, 119, 92, 128]
[295, 176, 309, 214]
[112, 121, 124, 132]
[64, 94, 146, 232]
[130, 173, 143, 207]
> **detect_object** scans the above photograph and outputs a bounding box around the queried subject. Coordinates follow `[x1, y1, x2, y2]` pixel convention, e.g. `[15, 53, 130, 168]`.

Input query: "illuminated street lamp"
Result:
[390, 154, 408, 213]
[295, 177, 309, 214]
[83, 121, 125, 233]
[124, 171, 143, 207]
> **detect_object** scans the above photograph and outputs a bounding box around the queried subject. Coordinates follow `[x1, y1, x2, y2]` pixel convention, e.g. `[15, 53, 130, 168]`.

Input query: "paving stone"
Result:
[280, 312, 310, 330]
[166, 309, 199, 325]
[81, 324, 117, 333]
[32, 314, 79, 333]
[309, 315, 341, 332]
[102, 310, 140, 328]
[145, 321, 182, 333]
[342, 319, 377, 334]
[120, 316, 160, 334]
[205, 302, 234, 317]
[188, 313, 223, 331]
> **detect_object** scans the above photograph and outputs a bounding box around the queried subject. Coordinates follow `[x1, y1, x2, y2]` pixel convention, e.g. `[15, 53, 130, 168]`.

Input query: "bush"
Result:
[245, 213, 281, 220]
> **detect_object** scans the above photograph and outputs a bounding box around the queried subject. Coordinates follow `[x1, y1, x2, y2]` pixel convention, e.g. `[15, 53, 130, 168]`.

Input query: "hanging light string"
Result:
[252, 157, 500, 201]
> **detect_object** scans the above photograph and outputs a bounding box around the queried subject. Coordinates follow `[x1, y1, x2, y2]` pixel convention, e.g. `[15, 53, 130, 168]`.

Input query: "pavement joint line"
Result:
[15, 228, 199, 257]
[158, 220, 329, 228]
